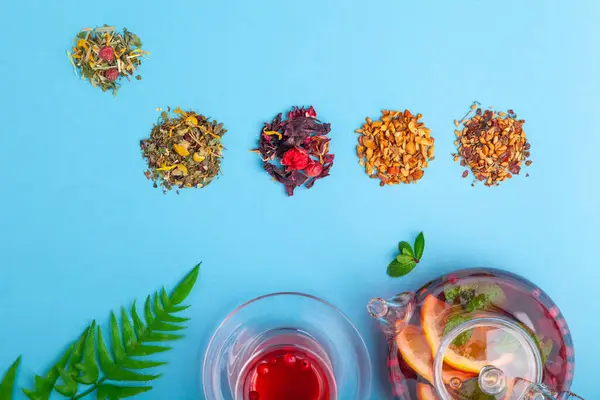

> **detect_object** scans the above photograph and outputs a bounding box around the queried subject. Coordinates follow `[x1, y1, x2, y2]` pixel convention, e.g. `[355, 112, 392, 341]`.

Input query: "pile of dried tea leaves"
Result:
[452, 102, 532, 186]
[253, 106, 334, 196]
[356, 110, 434, 186]
[141, 108, 226, 193]
[67, 26, 148, 94]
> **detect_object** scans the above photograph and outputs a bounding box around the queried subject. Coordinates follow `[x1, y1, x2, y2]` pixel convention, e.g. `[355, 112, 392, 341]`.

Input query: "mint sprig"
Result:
[387, 232, 425, 277]
[0, 265, 200, 400]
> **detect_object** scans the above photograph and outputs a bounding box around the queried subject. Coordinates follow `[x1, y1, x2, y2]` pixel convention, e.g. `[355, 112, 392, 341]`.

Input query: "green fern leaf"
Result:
[110, 313, 126, 362]
[120, 308, 137, 352]
[24, 265, 201, 400]
[54, 368, 77, 397]
[160, 287, 171, 308]
[97, 327, 116, 373]
[103, 368, 160, 382]
[169, 264, 200, 305]
[96, 384, 151, 399]
[159, 314, 190, 323]
[22, 343, 74, 400]
[120, 359, 166, 370]
[153, 293, 164, 315]
[130, 302, 146, 338]
[152, 321, 186, 331]
[144, 296, 155, 326]
[168, 304, 191, 313]
[0, 356, 21, 400]
[74, 321, 99, 385]
[127, 345, 172, 357]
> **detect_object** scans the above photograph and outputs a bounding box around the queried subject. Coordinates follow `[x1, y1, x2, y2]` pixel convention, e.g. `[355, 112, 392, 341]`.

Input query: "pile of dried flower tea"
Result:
[452, 102, 532, 186]
[67, 26, 148, 94]
[141, 108, 226, 193]
[252, 106, 334, 196]
[355, 110, 434, 186]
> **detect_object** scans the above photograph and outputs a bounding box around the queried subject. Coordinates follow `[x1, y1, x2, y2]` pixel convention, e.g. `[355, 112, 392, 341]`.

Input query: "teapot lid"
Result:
[433, 316, 543, 399]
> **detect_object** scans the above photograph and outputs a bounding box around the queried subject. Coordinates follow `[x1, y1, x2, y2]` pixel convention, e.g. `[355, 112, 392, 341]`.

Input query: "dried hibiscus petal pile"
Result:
[452, 102, 532, 186]
[253, 106, 334, 196]
[355, 110, 434, 186]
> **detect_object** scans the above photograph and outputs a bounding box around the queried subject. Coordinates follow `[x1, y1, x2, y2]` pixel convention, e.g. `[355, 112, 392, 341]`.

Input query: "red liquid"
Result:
[242, 347, 330, 400]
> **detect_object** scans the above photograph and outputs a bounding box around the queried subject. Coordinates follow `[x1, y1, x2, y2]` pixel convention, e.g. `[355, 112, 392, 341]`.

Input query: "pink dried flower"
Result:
[304, 161, 323, 177]
[98, 46, 115, 62]
[104, 68, 120, 82]
[281, 148, 310, 171]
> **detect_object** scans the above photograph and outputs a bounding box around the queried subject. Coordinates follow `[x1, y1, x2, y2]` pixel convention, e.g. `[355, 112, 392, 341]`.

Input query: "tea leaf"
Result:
[398, 241, 414, 257]
[414, 232, 425, 261]
[0, 356, 21, 400]
[444, 314, 473, 347]
[388, 256, 417, 278]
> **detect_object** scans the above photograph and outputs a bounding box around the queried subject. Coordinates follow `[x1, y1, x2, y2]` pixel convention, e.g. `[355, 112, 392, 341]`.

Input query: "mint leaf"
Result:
[455, 378, 496, 400]
[444, 314, 472, 346]
[414, 232, 425, 261]
[466, 293, 489, 312]
[532, 335, 553, 365]
[396, 254, 414, 263]
[444, 286, 461, 302]
[466, 283, 505, 312]
[387, 258, 417, 278]
[398, 241, 414, 258]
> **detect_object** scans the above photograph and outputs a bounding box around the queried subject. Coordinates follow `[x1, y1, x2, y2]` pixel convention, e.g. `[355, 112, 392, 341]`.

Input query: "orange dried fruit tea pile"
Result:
[452, 102, 532, 186]
[356, 110, 434, 186]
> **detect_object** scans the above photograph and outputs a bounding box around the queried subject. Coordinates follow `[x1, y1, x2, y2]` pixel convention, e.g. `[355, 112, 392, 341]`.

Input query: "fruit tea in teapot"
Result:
[368, 268, 582, 399]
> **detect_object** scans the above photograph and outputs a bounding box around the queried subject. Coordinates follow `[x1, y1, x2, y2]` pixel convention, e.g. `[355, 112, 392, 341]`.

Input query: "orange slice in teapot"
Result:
[417, 383, 439, 400]
[396, 324, 474, 385]
[422, 295, 514, 374]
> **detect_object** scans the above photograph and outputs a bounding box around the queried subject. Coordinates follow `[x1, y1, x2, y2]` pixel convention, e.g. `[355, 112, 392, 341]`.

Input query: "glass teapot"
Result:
[367, 268, 583, 400]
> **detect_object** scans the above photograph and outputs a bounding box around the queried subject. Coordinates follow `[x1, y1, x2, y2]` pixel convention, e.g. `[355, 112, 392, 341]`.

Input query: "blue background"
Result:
[1, 0, 599, 398]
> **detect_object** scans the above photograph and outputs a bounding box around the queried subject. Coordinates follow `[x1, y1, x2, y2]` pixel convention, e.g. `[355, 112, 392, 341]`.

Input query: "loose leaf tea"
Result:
[356, 110, 434, 186]
[252, 106, 334, 196]
[141, 108, 226, 192]
[452, 102, 532, 186]
[67, 26, 148, 94]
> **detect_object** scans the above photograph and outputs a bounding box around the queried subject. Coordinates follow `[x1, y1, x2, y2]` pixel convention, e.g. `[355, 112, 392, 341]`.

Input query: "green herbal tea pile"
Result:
[141, 108, 226, 192]
[68, 26, 148, 94]
[452, 102, 532, 186]
[356, 110, 434, 186]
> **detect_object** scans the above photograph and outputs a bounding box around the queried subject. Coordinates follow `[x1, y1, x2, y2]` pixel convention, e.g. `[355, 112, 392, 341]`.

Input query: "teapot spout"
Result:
[367, 292, 416, 339]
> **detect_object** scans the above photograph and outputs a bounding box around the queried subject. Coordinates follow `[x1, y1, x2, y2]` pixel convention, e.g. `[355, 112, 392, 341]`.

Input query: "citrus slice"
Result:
[417, 383, 439, 400]
[422, 295, 514, 374]
[396, 324, 474, 385]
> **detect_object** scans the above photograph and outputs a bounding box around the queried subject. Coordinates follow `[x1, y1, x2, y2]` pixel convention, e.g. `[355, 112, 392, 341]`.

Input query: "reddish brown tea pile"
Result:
[355, 110, 434, 186]
[253, 106, 334, 196]
[452, 102, 532, 186]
